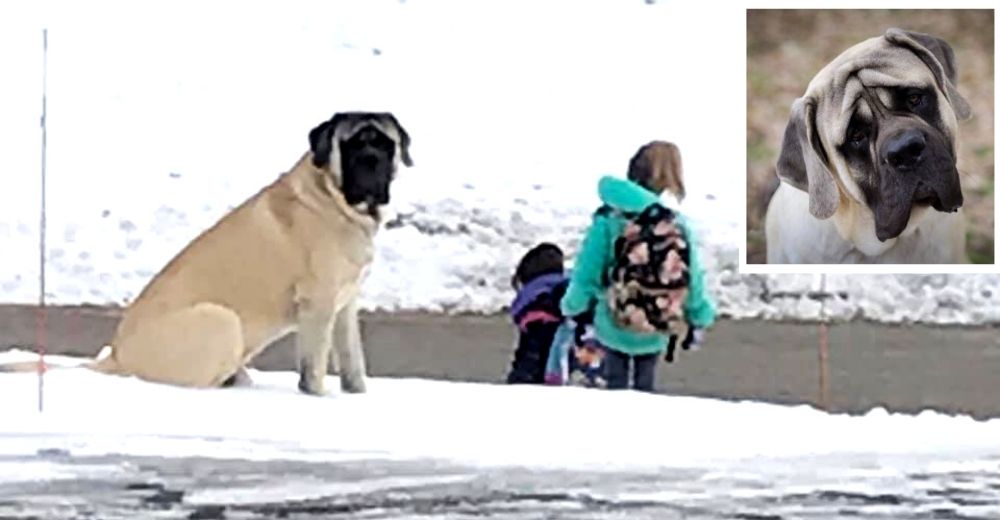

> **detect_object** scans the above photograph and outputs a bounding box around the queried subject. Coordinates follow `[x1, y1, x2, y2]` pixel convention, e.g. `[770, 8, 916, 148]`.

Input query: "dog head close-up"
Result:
[308, 111, 413, 218]
[776, 28, 971, 254]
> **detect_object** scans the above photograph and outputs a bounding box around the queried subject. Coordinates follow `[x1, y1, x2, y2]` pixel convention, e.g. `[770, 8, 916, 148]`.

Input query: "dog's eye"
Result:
[847, 128, 867, 146]
[906, 92, 924, 109]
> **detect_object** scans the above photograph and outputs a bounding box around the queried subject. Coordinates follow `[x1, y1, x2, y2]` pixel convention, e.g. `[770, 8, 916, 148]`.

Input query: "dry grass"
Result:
[746, 9, 995, 263]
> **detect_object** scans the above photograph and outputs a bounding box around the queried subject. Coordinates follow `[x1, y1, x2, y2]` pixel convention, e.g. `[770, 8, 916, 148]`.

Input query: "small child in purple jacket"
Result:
[506, 243, 569, 385]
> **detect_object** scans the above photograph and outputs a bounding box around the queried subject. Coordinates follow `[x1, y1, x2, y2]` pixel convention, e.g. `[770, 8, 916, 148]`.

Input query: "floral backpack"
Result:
[600, 203, 690, 335]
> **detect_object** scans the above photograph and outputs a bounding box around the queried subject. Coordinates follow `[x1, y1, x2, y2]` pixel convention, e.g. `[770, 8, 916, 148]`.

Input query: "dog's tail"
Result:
[84, 346, 123, 375]
[0, 345, 123, 375]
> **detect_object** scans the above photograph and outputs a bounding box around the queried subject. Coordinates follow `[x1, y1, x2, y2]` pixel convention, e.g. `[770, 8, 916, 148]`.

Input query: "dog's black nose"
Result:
[885, 129, 926, 170]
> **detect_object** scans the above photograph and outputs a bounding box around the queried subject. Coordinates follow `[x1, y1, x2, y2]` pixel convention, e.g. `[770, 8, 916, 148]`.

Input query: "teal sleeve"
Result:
[560, 217, 611, 317]
[679, 216, 717, 328]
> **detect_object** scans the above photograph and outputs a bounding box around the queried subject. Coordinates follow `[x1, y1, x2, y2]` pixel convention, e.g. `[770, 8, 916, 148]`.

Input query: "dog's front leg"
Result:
[296, 300, 337, 396]
[332, 297, 367, 393]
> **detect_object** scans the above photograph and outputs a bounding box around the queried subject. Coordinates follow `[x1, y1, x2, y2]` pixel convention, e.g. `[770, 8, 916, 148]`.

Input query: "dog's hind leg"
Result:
[332, 297, 367, 394]
[114, 303, 245, 388]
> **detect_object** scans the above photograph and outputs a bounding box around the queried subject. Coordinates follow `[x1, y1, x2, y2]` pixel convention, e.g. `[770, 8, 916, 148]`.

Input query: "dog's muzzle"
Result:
[873, 126, 963, 241]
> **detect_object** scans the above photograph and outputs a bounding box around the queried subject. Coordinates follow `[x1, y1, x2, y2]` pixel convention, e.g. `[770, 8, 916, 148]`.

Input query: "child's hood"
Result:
[510, 272, 568, 320]
[597, 176, 662, 213]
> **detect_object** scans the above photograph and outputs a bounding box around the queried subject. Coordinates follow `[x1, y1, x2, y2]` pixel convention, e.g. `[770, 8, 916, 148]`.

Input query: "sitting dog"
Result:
[3, 112, 412, 395]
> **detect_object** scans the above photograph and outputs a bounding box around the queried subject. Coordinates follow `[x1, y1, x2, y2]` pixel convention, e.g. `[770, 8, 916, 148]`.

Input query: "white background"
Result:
[0, 0, 997, 324]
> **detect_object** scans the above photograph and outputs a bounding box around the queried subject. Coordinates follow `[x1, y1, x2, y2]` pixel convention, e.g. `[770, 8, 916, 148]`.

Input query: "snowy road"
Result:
[2, 453, 999, 519]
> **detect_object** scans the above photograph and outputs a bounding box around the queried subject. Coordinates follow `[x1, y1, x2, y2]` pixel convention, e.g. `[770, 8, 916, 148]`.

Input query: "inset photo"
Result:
[746, 9, 995, 266]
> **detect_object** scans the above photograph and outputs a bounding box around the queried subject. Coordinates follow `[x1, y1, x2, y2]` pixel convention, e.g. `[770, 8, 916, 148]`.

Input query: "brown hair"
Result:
[626, 141, 685, 201]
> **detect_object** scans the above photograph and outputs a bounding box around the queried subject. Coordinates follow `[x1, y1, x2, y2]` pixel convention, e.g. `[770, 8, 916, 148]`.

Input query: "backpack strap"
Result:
[594, 204, 615, 218]
[594, 204, 639, 220]
[595, 204, 640, 289]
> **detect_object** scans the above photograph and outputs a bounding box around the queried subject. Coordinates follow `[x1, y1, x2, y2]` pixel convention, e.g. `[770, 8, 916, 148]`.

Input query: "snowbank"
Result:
[1, 350, 999, 471]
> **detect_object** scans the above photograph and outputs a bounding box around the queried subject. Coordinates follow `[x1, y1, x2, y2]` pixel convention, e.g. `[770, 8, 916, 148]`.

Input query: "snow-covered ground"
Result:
[0, 0, 997, 325]
[0, 349, 998, 519]
[3, 350, 1000, 518]
[2, 349, 999, 472]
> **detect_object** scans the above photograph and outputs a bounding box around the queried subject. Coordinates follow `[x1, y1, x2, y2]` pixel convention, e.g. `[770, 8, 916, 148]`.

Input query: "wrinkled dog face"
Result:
[309, 112, 413, 218]
[777, 29, 971, 244]
[836, 81, 963, 240]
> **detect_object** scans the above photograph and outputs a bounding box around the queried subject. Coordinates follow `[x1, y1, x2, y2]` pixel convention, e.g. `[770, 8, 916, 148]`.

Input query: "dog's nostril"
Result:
[886, 129, 926, 169]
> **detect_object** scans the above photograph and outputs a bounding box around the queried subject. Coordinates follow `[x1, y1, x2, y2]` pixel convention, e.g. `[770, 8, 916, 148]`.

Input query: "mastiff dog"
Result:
[2, 112, 412, 394]
[765, 28, 972, 263]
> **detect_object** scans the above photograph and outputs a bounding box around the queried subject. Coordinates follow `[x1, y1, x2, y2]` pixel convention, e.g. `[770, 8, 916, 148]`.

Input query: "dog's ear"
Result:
[776, 97, 839, 220]
[384, 113, 413, 167]
[309, 120, 333, 169]
[309, 113, 352, 168]
[885, 28, 971, 121]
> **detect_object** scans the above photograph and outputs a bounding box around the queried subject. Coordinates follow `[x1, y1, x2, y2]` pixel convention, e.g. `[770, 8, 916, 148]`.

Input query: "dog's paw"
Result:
[340, 374, 367, 394]
[222, 367, 253, 388]
[297, 374, 327, 396]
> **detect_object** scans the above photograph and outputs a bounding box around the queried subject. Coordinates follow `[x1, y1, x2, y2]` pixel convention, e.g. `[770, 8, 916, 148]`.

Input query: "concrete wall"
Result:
[2, 305, 998, 419]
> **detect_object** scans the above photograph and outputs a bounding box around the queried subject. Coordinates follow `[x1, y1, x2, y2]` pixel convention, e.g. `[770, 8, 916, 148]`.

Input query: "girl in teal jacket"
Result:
[560, 142, 716, 391]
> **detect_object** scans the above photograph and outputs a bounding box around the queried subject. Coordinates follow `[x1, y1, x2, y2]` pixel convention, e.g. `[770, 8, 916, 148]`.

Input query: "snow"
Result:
[184, 475, 477, 506]
[0, 1, 997, 324]
[1, 350, 999, 473]
[0, 460, 126, 484]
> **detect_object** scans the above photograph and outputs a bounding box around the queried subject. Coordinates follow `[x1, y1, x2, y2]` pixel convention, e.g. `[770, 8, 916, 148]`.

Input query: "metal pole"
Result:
[818, 320, 830, 411]
[37, 28, 49, 413]
[817, 273, 830, 411]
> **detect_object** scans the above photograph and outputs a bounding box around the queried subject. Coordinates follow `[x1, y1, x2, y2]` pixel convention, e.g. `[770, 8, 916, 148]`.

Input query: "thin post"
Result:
[817, 273, 830, 411]
[37, 28, 49, 413]
[818, 320, 830, 411]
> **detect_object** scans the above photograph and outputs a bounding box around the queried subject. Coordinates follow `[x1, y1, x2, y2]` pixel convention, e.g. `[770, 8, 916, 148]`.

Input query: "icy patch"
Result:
[0, 460, 127, 483]
[185, 474, 477, 505]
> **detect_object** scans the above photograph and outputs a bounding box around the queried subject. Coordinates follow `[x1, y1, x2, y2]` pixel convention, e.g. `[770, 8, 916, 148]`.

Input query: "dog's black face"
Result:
[309, 112, 413, 218]
[339, 124, 396, 211]
[837, 86, 963, 241]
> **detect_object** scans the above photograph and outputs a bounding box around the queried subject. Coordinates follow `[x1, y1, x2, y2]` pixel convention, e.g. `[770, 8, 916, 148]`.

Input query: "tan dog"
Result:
[4, 112, 412, 395]
[765, 28, 971, 263]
